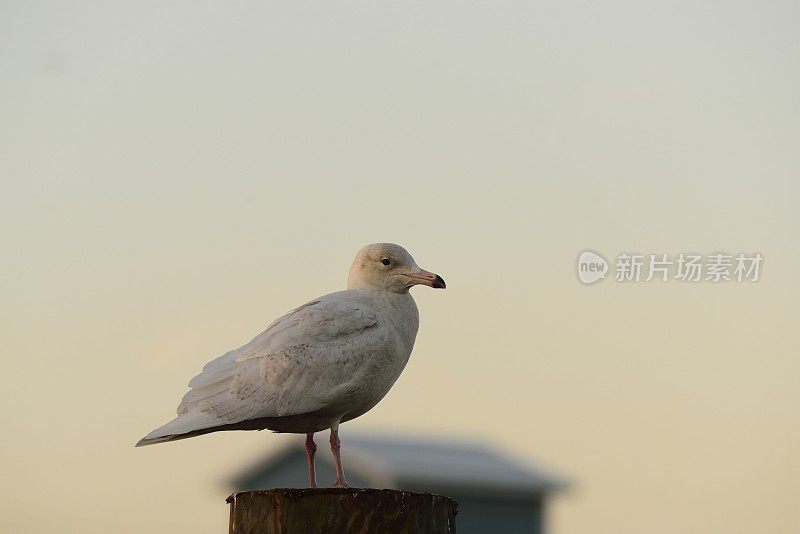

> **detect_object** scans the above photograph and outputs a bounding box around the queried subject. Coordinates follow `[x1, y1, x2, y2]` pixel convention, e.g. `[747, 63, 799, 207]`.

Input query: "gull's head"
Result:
[347, 243, 446, 294]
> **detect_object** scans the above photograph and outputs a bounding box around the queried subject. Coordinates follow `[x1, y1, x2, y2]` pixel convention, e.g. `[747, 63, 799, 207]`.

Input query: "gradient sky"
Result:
[1, 2, 798, 533]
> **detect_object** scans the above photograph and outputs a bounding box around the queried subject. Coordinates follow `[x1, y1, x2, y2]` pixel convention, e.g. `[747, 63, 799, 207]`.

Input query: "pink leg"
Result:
[330, 426, 349, 488]
[305, 433, 317, 489]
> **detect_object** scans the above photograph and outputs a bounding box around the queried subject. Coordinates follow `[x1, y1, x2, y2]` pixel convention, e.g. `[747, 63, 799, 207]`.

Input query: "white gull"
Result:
[136, 243, 445, 488]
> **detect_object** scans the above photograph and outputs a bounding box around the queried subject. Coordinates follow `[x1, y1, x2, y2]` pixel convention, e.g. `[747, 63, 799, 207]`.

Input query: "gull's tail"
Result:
[135, 411, 221, 447]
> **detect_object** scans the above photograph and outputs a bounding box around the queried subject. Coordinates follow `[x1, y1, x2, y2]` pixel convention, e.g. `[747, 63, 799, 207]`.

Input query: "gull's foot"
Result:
[333, 479, 350, 488]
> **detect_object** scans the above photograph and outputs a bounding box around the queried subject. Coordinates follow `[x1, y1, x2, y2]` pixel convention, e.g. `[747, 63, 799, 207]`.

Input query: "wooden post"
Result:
[227, 488, 458, 534]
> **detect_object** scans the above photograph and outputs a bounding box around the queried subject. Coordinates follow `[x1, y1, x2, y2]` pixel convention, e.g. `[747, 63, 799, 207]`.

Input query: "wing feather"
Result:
[172, 294, 380, 430]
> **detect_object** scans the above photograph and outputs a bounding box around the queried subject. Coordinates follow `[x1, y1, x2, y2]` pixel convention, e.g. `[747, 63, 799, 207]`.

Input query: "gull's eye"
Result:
[381, 258, 391, 266]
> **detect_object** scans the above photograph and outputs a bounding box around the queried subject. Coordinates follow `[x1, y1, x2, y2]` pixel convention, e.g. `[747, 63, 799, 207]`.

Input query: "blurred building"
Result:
[230, 434, 568, 534]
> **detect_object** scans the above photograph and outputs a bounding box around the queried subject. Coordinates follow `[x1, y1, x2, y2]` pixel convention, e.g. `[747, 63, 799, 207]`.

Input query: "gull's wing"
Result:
[137, 294, 381, 445]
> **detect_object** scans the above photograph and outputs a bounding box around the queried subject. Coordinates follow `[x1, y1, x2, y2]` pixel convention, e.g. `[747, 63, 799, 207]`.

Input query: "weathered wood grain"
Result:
[227, 488, 457, 534]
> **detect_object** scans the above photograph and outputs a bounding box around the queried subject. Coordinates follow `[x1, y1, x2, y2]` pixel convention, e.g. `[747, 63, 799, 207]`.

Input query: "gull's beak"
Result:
[409, 268, 446, 289]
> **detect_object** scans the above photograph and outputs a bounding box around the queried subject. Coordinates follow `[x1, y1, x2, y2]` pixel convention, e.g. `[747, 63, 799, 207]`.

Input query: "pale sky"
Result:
[1, 2, 798, 533]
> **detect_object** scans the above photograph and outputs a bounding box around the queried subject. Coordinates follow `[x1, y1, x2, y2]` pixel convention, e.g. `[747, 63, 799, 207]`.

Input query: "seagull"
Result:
[136, 243, 445, 488]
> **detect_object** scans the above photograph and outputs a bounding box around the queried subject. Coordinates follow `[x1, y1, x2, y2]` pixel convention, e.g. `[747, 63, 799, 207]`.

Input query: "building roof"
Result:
[230, 433, 569, 498]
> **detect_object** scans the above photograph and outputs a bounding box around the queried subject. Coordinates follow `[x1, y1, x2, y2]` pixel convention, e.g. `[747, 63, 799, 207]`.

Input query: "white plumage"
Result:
[136, 243, 445, 488]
